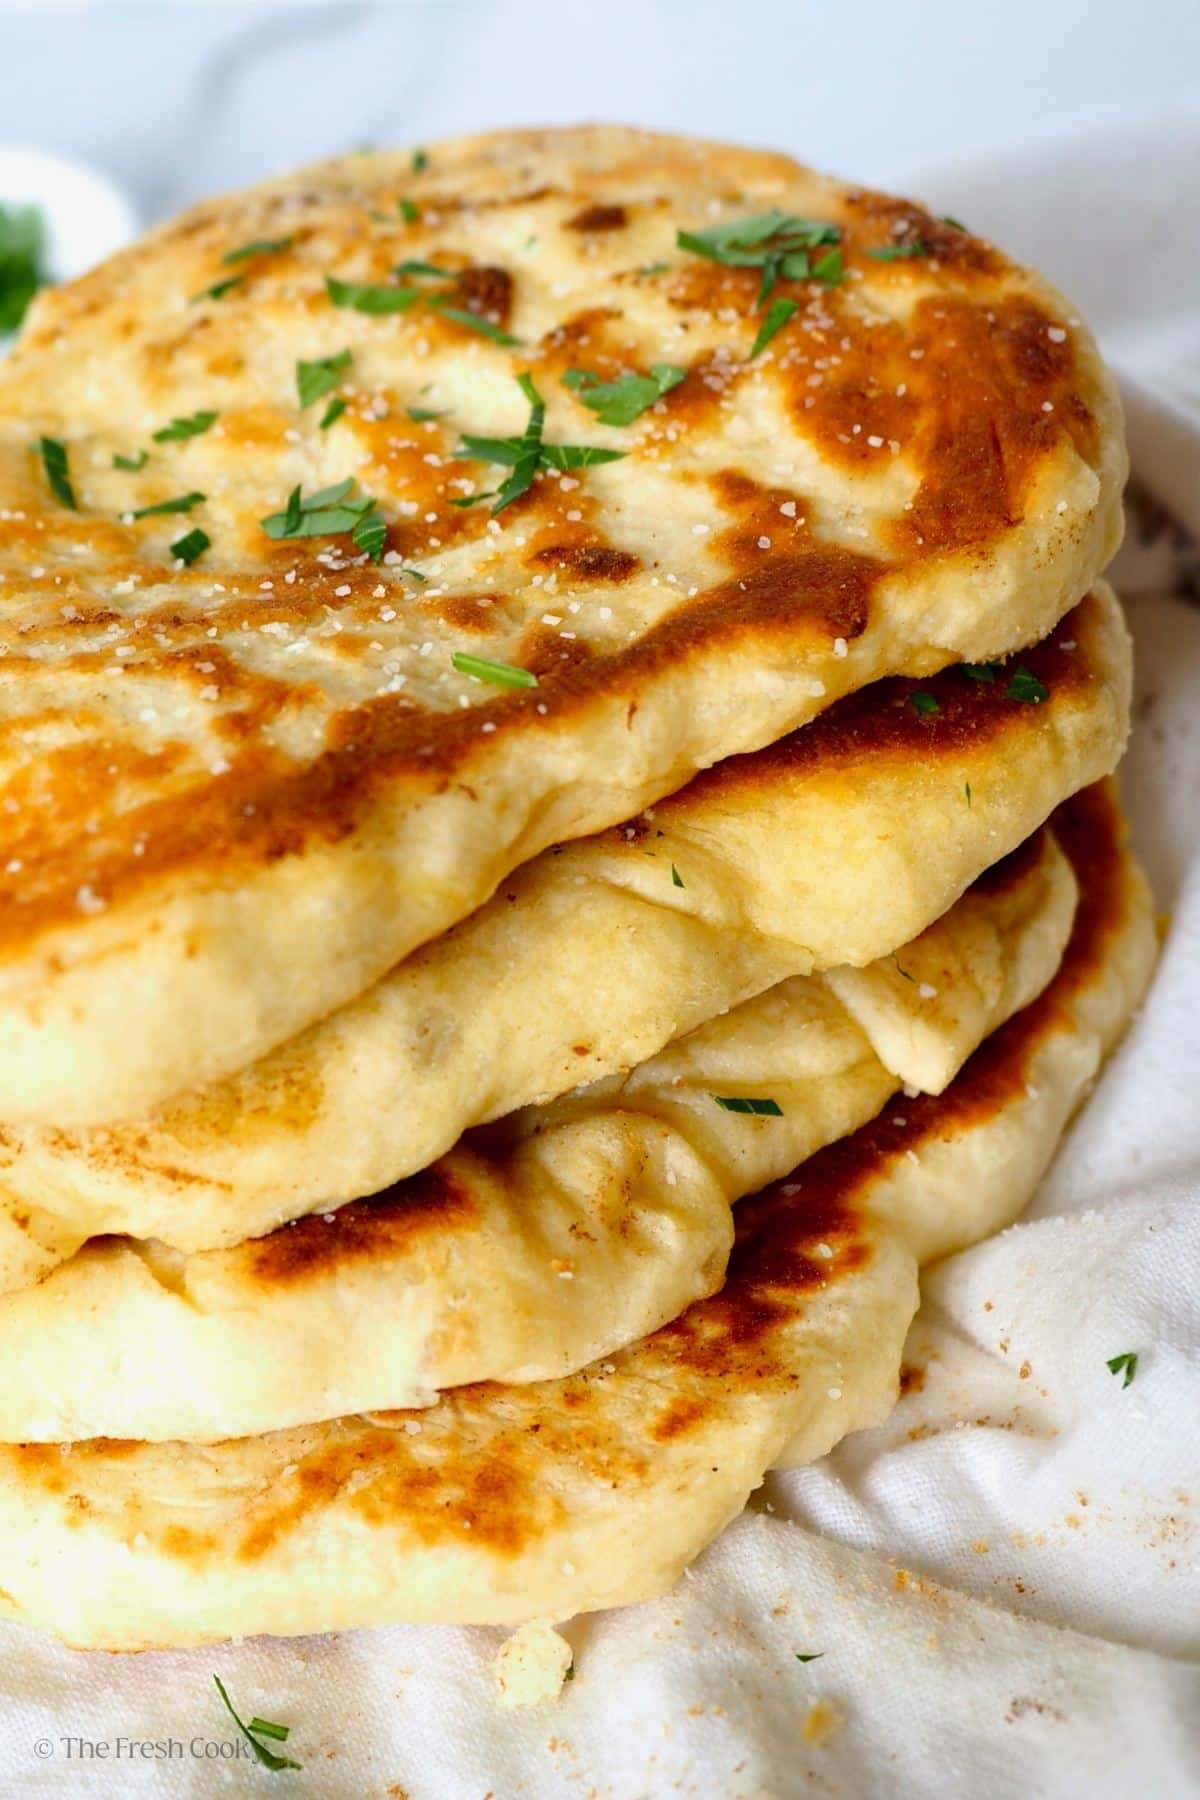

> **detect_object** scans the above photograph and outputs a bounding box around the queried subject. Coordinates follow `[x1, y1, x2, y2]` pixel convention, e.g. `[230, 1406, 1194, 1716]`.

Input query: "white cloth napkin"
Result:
[2, 121, 1198, 1796]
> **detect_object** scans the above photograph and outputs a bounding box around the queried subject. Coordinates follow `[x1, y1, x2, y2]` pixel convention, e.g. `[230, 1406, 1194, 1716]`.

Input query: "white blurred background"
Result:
[2, 0, 1199, 220]
[0, 0, 1196, 522]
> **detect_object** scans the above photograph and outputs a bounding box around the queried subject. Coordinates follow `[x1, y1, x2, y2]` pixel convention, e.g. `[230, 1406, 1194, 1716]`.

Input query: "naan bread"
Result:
[0, 821, 1075, 1438]
[0, 126, 1125, 1123]
[0, 585, 1129, 1261]
[0, 788, 1153, 1650]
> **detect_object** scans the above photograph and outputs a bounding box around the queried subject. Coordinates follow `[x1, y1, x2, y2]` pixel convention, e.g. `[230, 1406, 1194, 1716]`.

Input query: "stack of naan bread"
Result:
[0, 127, 1154, 1651]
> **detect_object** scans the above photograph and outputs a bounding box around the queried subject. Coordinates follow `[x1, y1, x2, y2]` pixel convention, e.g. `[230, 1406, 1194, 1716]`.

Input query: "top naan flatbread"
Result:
[0, 125, 1125, 1122]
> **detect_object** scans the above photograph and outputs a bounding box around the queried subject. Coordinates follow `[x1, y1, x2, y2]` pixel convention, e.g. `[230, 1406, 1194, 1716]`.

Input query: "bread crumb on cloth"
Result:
[494, 1620, 574, 1707]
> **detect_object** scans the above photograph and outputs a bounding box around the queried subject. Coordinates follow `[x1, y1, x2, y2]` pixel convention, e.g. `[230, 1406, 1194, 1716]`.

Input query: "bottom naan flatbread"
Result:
[0, 821, 1076, 1442]
[0, 784, 1154, 1650]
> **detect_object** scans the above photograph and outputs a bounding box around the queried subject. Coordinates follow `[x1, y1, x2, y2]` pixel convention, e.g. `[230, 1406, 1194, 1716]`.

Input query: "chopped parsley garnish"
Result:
[962, 660, 1047, 704]
[39, 437, 76, 508]
[757, 258, 792, 305]
[222, 236, 293, 264]
[248, 1720, 291, 1744]
[456, 373, 624, 513]
[868, 241, 928, 261]
[451, 651, 537, 690]
[131, 491, 205, 520]
[1006, 666, 1048, 704]
[450, 490, 497, 508]
[398, 199, 421, 224]
[637, 261, 671, 276]
[353, 509, 388, 561]
[192, 274, 244, 303]
[261, 478, 387, 560]
[561, 363, 686, 425]
[394, 259, 454, 279]
[676, 209, 841, 303]
[940, 215, 968, 231]
[712, 1095, 784, 1116]
[319, 396, 346, 430]
[407, 405, 448, 422]
[539, 443, 626, 470]
[795, 1653, 824, 1664]
[677, 210, 840, 264]
[0, 204, 46, 332]
[478, 371, 545, 511]
[1106, 1351, 1138, 1388]
[152, 410, 217, 444]
[749, 298, 797, 359]
[213, 1677, 301, 1773]
[429, 300, 520, 345]
[909, 691, 940, 716]
[296, 348, 352, 408]
[671, 864, 685, 888]
[813, 247, 843, 285]
[402, 565, 427, 583]
[113, 450, 149, 471]
[411, 148, 429, 172]
[171, 527, 210, 566]
[326, 269, 519, 341]
[326, 275, 419, 314]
